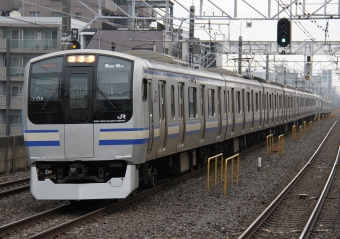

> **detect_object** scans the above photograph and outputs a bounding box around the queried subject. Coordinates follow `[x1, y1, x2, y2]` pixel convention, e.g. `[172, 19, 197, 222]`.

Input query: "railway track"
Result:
[0, 139, 265, 238]
[0, 167, 207, 239]
[239, 119, 340, 239]
[0, 128, 319, 238]
[0, 173, 53, 199]
[0, 177, 30, 199]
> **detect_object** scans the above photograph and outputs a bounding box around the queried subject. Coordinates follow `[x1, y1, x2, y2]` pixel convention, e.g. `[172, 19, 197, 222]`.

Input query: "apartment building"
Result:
[0, 16, 91, 136]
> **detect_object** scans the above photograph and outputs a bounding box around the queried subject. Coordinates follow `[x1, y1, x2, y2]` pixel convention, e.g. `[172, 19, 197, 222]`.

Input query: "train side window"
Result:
[251, 90, 254, 113]
[188, 87, 197, 119]
[142, 79, 147, 102]
[255, 92, 259, 112]
[236, 91, 240, 113]
[200, 85, 205, 117]
[179, 83, 184, 120]
[247, 91, 250, 113]
[231, 89, 235, 114]
[242, 90, 245, 113]
[223, 90, 226, 116]
[208, 88, 215, 117]
[227, 90, 230, 114]
[170, 85, 175, 120]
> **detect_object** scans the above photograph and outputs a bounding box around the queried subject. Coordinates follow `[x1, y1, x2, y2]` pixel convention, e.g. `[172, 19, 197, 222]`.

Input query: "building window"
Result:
[51, 12, 62, 17]
[75, 13, 81, 18]
[30, 12, 39, 17]
[11, 86, 23, 96]
[10, 115, 21, 124]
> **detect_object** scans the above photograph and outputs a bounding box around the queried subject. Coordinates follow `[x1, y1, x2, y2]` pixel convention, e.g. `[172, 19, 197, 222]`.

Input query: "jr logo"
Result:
[117, 114, 126, 120]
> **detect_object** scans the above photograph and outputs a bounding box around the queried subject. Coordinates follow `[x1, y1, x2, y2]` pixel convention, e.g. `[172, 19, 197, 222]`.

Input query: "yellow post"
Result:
[224, 153, 240, 195]
[206, 153, 223, 192]
[266, 134, 274, 157]
[309, 121, 313, 133]
[303, 121, 306, 133]
[299, 125, 303, 140]
[278, 134, 284, 156]
[318, 116, 320, 127]
[292, 125, 296, 140]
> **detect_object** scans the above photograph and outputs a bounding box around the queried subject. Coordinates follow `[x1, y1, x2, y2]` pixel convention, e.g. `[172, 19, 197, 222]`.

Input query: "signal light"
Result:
[277, 18, 291, 47]
[70, 40, 81, 49]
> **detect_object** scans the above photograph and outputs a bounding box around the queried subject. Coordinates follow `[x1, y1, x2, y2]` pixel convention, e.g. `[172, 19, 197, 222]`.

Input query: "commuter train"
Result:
[23, 49, 331, 200]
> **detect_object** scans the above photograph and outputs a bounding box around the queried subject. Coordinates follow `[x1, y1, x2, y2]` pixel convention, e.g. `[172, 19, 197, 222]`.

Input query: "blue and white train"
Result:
[23, 49, 331, 200]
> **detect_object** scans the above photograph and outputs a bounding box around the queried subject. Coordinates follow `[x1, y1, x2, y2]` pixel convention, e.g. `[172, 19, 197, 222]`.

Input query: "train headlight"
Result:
[67, 56, 76, 62]
[85, 55, 95, 63]
[67, 55, 96, 63]
[77, 55, 85, 62]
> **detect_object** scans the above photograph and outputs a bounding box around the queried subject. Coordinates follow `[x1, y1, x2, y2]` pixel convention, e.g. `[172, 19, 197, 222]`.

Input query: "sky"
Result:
[161, 0, 340, 83]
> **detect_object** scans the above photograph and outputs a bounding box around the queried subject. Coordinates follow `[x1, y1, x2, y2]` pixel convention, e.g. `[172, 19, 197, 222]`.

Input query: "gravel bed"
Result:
[0, 114, 338, 239]
[0, 170, 30, 184]
[57, 115, 340, 239]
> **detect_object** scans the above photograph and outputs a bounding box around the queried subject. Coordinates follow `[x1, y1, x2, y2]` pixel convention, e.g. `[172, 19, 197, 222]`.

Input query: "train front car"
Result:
[24, 50, 147, 200]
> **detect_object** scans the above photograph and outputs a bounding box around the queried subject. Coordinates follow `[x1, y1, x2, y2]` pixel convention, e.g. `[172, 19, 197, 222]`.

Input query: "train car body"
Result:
[23, 49, 331, 200]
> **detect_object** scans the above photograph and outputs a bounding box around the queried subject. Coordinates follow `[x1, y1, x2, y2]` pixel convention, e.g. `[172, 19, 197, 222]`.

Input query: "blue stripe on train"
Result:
[99, 138, 149, 145]
[100, 128, 148, 132]
[25, 141, 60, 146]
[25, 130, 58, 133]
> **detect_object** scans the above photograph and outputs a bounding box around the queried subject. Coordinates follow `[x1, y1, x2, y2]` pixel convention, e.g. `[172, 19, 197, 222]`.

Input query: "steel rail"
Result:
[0, 178, 30, 199]
[0, 204, 71, 236]
[0, 177, 30, 189]
[0, 185, 29, 198]
[0, 135, 285, 238]
[27, 167, 207, 239]
[299, 145, 340, 239]
[0, 173, 52, 199]
[238, 119, 339, 239]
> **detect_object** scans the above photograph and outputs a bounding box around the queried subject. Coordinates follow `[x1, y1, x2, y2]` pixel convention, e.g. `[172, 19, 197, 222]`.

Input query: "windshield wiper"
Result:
[41, 88, 60, 111]
[97, 87, 115, 108]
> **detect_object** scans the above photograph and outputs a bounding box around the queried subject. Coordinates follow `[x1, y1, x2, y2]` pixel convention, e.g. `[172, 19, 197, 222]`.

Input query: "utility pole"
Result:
[62, 0, 71, 50]
[238, 36, 242, 75]
[6, 38, 10, 136]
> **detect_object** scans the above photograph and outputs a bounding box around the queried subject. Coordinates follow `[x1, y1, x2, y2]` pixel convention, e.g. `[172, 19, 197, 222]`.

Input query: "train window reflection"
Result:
[97, 56, 132, 100]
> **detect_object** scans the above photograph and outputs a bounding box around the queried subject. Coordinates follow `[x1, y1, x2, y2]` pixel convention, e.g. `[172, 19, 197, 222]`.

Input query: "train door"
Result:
[64, 67, 94, 157]
[199, 85, 205, 142]
[158, 81, 167, 153]
[178, 83, 185, 147]
[147, 79, 154, 154]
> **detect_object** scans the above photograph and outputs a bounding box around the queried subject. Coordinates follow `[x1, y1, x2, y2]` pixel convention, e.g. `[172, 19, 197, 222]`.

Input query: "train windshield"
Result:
[97, 56, 132, 100]
[29, 57, 62, 102]
[28, 54, 133, 125]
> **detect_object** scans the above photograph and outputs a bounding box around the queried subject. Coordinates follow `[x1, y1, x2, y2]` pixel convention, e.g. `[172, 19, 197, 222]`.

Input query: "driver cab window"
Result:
[97, 56, 132, 100]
